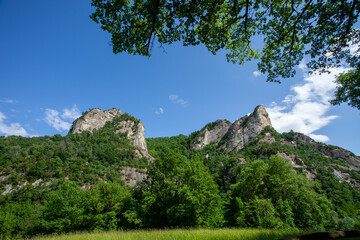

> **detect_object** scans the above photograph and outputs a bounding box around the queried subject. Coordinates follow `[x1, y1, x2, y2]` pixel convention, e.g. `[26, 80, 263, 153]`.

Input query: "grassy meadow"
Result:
[32, 228, 307, 240]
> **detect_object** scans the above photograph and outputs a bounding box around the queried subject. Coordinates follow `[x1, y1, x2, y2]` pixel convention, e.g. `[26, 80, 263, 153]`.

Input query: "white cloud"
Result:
[169, 94, 188, 106]
[44, 109, 72, 131]
[0, 112, 28, 136]
[298, 60, 307, 71]
[0, 99, 15, 103]
[62, 105, 81, 120]
[44, 105, 81, 132]
[309, 134, 330, 142]
[267, 67, 350, 142]
[253, 71, 261, 77]
[155, 107, 164, 115]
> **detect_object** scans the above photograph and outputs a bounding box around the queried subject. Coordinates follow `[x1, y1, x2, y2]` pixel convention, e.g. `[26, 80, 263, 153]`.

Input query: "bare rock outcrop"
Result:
[191, 120, 232, 150]
[190, 105, 272, 152]
[293, 133, 316, 145]
[220, 105, 272, 152]
[115, 119, 153, 160]
[277, 152, 305, 169]
[277, 152, 316, 179]
[289, 132, 360, 168]
[69, 108, 153, 185]
[121, 167, 147, 187]
[69, 108, 152, 159]
[318, 145, 360, 168]
[258, 132, 276, 144]
[70, 108, 123, 134]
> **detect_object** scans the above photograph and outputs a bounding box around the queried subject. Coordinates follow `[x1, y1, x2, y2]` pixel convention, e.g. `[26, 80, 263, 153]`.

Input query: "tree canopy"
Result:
[90, 0, 360, 109]
[330, 69, 360, 109]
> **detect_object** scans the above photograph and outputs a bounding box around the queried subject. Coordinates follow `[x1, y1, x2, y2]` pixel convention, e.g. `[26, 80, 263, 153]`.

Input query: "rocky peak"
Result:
[220, 105, 272, 152]
[190, 105, 272, 152]
[253, 105, 272, 126]
[70, 108, 123, 134]
[69, 108, 153, 161]
[191, 120, 232, 150]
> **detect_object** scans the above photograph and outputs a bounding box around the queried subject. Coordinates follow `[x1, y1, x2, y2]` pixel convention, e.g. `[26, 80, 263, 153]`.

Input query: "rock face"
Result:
[69, 108, 153, 186]
[190, 105, 272, 152]
[285, 132, 360, 169]
[121, 167, 147, 187]
[221, 105, 272, 151]
[70, 108, 152, 159]
[318, 145, 360, 167]
[115, 119, 153, 160]
[276, 152, 316, 179]
[191, 120, 232, 150]
[259, 132, 276, 144]
[70, 108, 123, 134]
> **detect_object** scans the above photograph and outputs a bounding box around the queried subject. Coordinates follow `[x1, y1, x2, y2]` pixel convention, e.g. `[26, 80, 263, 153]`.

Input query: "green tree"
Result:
[244, 197, 281, 228]
[139, 146, 224, 227]
[40, 181, 87, 234]
[84, 182, 132, 230]
[229, 156, 333, 229]
[91, 0, 360, 108]
[330, 69, 360, 109]
[0, 201, 42, 238]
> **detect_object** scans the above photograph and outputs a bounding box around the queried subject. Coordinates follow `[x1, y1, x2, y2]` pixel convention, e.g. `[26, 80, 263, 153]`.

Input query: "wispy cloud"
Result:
[0, 112, 28, 136]
[155, 107, 164, 115]
[267, 66, 349, 142]
[169, 94, 188, 106]
[44, 105, 81, 132]
[44, 109, 72, 131]
[62, 105, 81, 120]
[0, 99, 15, 104]
[253, 71, 261, 77]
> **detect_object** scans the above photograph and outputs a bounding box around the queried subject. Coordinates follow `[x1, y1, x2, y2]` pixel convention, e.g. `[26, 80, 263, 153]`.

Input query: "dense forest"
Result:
[0, 115, 359, 238]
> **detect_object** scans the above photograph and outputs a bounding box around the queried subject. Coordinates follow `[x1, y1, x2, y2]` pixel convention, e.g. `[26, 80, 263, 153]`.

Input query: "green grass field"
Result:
[32, 228, 307, 240]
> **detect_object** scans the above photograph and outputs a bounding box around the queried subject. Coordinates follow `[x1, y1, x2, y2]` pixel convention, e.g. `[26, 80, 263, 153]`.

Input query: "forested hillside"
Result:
[0, 108, 359, 238]
[146, 126, 360, 230]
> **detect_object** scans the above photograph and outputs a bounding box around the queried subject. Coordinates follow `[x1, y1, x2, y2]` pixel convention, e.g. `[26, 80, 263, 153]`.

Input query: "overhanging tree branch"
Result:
[91, 0, 360, 110]
[143, 0, 161, 55]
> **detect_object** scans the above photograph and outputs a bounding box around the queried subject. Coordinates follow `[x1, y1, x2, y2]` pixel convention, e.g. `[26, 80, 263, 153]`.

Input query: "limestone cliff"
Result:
[69, 108, 153, 186]
[121, 167, 147, 187]
[70, 108, 123, 134]
[190, 105, 272, 152]
[191, 120, 232, 150]
[220, 105, 272, 152]
[70, 108, 152, 159]
[114, 118, 153, 160]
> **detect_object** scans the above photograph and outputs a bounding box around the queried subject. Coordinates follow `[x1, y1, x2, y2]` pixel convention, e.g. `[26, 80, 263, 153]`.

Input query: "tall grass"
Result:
[33, 228, 306, 240]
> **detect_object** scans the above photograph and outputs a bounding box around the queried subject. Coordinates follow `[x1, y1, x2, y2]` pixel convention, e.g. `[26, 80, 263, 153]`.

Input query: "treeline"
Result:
[0, 123, 359, 238]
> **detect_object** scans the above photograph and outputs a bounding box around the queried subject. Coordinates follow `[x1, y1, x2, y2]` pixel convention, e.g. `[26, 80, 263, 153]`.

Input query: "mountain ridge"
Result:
[190, 105, 272, 152]
[1, 105, 360, 237]
[66, 105, 360, 188]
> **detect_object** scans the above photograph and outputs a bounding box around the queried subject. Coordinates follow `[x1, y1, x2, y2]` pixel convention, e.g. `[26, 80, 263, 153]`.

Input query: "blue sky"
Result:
[1, 0, 359, 155]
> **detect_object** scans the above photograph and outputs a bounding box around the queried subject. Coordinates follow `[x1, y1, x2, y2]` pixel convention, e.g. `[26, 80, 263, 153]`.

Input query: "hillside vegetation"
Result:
[0, 112, 359, 239]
